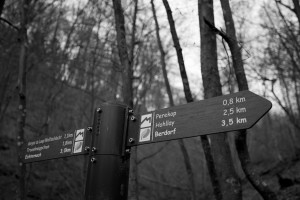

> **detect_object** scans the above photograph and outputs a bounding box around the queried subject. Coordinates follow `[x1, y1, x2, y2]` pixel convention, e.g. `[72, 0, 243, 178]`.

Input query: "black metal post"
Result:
[85, 102, 130, 200]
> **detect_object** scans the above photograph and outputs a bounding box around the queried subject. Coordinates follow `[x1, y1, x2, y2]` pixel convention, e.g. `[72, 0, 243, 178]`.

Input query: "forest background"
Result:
[0, 0, 300, 199]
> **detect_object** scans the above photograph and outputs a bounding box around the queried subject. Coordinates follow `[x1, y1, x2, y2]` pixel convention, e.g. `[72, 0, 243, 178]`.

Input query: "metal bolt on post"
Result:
[128, 138, 134, 143]
[130, 116, 136, 121]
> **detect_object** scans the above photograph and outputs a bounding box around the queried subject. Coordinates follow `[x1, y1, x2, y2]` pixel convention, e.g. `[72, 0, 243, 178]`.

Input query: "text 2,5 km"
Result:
[223, 107, 247, 116]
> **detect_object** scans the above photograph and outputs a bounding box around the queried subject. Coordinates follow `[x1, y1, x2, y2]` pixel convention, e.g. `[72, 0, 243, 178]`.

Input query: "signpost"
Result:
[84, 102, 130, 200]
[20, 128, 90, 163]
[20, 91, 272, 200]
[126, 90, 272, 146]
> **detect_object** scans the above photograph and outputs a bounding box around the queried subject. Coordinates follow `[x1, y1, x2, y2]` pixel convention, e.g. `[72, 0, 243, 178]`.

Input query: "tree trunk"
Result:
[151, 1, 197, 199]
[161, 0, 193, 102]
[112, 0, 133, 108]
[129, 0, 138, 68]
[162, 1, 228, 199]
[219, 1, 278, 199]
[112, 0, 134, 199]
[151, 0, 173, 107]
[292, 0, 300, 27]
[0, 0, 5, 17]
[16, 0, 29, 199]
[129, 1, 139, 199]
[0, 72, 11, 131]
[198, 0, 242, 199]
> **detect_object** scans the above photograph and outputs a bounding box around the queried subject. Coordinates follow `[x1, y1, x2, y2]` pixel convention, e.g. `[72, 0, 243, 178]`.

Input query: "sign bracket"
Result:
[121, 107, 131, 158]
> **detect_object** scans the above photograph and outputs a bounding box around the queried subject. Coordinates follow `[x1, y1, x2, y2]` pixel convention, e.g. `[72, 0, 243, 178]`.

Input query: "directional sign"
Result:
[127, 91, 272, 146]
[20, 128, 90, 163]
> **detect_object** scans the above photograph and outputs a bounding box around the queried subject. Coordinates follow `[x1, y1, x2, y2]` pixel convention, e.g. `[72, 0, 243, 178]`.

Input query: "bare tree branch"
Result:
[0, 0, 5, 17]
[137, 143, 169, 165]
[0, 17, 19, 31]
[275, 0, 294, 12]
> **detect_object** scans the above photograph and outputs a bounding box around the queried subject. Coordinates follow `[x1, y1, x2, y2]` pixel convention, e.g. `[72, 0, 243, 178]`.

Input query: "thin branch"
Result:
[137, 142, 169, 165]
[271, 81, 300, 130]
[275, 0, 294, 12]
[140, 174, 190, 191]
[203, 17, 230, 43]
[0, 17, 19, 31]
[221, 38, 234, 93]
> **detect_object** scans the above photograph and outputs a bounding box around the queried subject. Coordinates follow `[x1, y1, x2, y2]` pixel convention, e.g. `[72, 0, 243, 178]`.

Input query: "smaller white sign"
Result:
[140, 113, 152, 128]
[72, 129, 85, 153]
[75, 129, 84, 141]
[139, 113, 153, 142]
[139, 128, 151, 142]
[73, 141, 83, 153]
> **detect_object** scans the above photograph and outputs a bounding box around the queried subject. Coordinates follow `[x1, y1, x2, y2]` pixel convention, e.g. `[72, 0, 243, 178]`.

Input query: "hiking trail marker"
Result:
[20, 128, 90, 163]
[126, 90, 272, 146]
[20, 91, 272, 200]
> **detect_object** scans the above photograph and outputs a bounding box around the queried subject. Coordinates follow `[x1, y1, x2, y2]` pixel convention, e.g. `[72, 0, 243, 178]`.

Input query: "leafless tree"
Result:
[198, 0, 242, 199]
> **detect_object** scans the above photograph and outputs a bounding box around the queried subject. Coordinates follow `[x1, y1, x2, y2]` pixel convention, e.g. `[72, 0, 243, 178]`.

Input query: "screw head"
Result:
[130, 116, 136, 121]
[129, 138, 134, 143]
[91, 157, 96, 163]
[85, 146, 90, 151]
[92, 147, 97, 152]
[128, 109, 133, 114]
[87, 127, 92, 132]
[96, 108, 101, 113]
